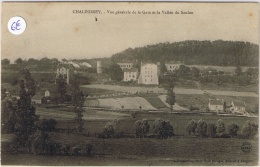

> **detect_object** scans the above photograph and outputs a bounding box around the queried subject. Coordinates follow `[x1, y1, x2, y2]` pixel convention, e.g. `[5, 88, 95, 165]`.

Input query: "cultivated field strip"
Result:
[82, 85, 258, 97]
[98, 97, 157, 110]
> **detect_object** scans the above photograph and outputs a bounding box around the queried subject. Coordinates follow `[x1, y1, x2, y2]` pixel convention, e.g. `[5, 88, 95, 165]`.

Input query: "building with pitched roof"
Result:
[123, 68, 139, 81]
[208, 99, 224, 112]
[117, 62, 134, 70]
[165, 61, 183, 72]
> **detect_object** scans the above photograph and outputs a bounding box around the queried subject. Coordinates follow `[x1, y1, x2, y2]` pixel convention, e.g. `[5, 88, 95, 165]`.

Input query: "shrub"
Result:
[153, 118, 174, 139]
[216, 119, 226, 135]
[102, 119, 119, 138]
[186, 120, 197, 135]
[227, 121, 239, 137]
[135, 119, 150, 138]
[241, 121, 258, 138]
[103, 123, 115, 138]
[195, 119, 207, 137]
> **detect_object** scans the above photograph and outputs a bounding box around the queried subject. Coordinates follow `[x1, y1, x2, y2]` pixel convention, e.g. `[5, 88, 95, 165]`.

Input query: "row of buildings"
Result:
[118, 61, 183, 85]
[56, 60, 239, 85]
[208, 99, 246, 114]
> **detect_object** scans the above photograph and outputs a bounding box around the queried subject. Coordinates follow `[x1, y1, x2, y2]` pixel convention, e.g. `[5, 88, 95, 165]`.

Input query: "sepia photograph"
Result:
[1, 2, 259, 166]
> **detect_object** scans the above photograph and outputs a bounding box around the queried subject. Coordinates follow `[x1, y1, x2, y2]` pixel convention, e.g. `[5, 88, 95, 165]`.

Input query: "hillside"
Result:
[111, 40, 259, 67]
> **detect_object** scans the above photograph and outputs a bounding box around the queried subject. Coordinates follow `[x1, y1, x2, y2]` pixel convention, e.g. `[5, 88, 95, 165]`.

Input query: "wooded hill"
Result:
[111, 40, 259, 67]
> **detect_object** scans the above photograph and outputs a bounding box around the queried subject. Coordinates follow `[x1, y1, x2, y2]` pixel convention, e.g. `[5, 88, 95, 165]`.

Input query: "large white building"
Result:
[165, 61, 183, 72]
[117, 62, 134, 70]
[138, 63, 159, 85]
[123, 68, 139, 81]
[55, 64, 72, 84]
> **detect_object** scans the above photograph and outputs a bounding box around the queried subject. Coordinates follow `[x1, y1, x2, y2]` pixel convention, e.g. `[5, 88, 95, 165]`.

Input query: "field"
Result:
[201, 82, 259, 93]
[2, 136, 258, 166]
[80, 88, 258, 113]
[98, 97, 157, 110]
[36, 107, 129, 121]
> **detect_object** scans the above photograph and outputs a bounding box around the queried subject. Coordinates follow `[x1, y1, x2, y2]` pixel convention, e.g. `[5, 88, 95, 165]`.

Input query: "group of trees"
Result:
[186, 119, 258, 138]
[2, 57, 60, 71]
[111, 40, 258, 67]
[135, 118, 174, 139]
[160, 64, 258, 87]
[1, 69, 40, 146]
[107, 64, 124, 81]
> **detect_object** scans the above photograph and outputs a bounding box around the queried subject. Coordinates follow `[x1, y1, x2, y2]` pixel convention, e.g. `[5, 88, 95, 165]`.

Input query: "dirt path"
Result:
[81, 84, 258, 97]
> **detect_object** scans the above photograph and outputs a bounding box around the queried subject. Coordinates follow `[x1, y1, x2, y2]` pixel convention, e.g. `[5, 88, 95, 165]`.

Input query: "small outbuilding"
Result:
[208, 99, 224, 112]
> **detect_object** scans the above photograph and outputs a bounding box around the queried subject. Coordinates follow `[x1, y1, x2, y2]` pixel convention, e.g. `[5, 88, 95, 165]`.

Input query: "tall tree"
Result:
[160, 62, 167, 75]
[15, 69, 39, 146]
[20, 68, 36, 96]
[56, 75, 67, 103]
[164, 77, 176, 112]
[195, 119, 207, 137]
[71, 76, 87, 133]
[216, 119, 226, 135]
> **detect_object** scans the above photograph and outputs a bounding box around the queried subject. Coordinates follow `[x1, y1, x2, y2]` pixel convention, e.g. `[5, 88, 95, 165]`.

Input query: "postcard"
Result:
[1, 2, 259, 166]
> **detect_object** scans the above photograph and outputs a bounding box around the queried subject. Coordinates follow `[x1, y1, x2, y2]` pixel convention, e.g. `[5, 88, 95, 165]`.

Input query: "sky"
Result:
[1, 2, 259, 63]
